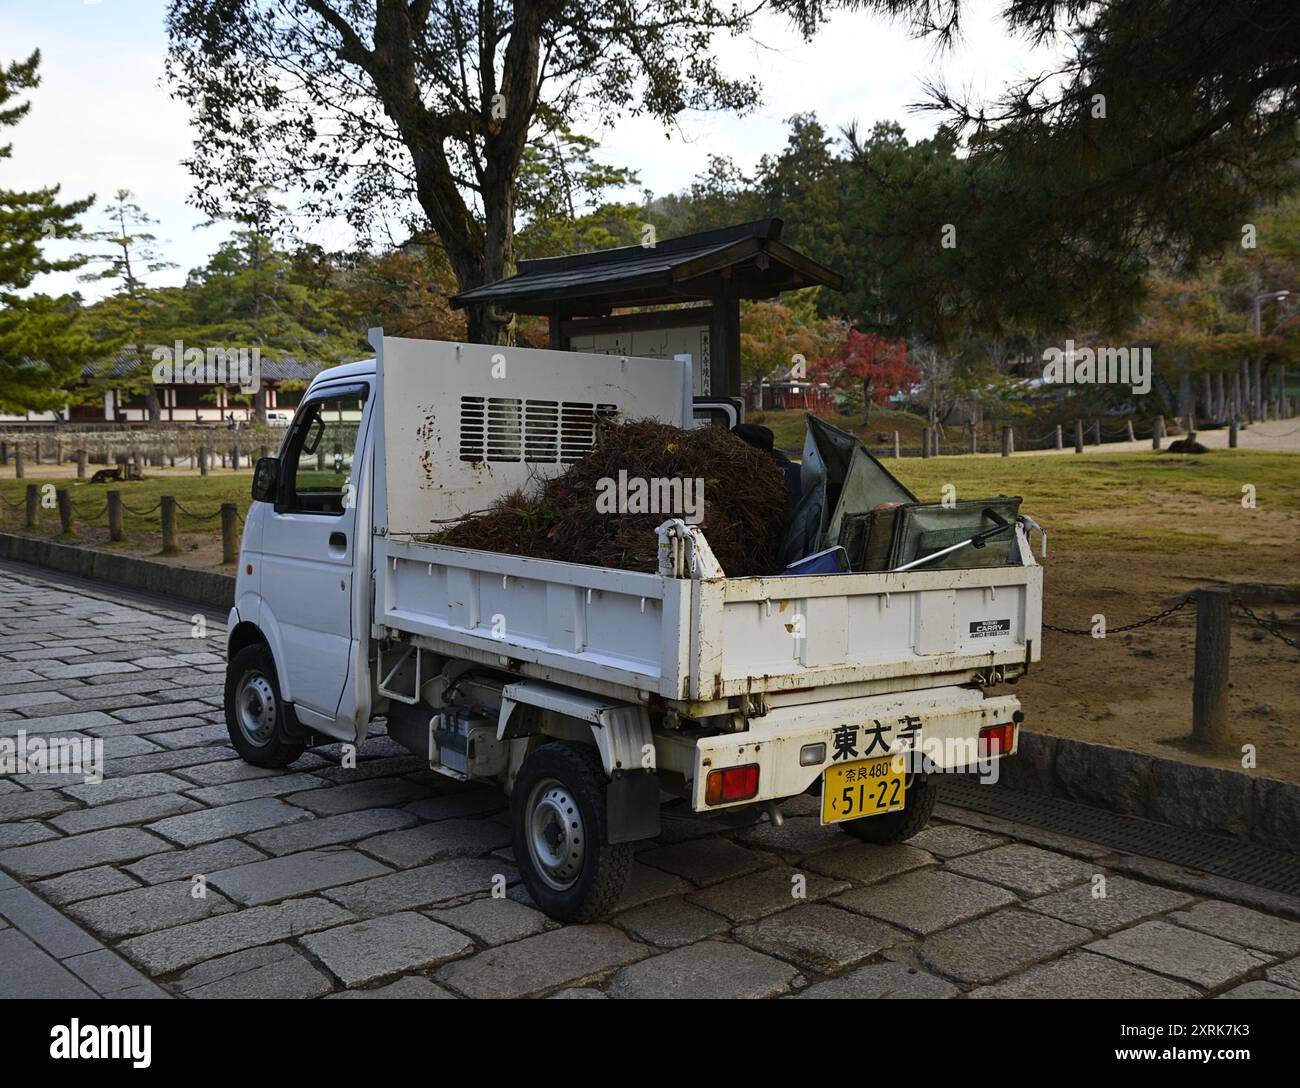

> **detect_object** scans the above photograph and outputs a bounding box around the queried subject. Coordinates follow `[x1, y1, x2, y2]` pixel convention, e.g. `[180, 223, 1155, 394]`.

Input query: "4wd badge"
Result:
[969, 618, 1011, 638]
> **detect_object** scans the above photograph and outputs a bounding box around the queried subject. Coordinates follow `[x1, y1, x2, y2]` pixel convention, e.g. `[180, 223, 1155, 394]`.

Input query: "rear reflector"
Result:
[705, 764, 760, 805]
[978, 723, 1016, 758]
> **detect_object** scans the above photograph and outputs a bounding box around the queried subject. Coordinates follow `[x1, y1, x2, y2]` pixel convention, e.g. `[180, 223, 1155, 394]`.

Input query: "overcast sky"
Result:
[3, 0, 1057, 301]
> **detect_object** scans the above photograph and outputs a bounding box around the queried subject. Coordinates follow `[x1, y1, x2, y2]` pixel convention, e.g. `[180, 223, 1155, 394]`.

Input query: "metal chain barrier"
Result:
[1043, 598, 1191, 635]
[174, 502, 224, 521]
[119, 501, 162, 516]
[1235, 602, 1300, 652]
[69, 499, 109, 520]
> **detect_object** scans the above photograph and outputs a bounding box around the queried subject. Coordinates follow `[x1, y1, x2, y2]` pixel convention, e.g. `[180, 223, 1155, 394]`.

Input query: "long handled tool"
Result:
[890, 507, 1012, 572]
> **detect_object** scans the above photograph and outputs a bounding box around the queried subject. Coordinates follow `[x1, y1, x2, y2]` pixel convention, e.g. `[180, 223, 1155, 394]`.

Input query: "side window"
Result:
[278, 386, 368, 515]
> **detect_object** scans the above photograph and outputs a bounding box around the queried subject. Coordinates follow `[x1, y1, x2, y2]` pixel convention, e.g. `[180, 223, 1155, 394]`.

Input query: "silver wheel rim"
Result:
[235, 671, 277, 747]
[526, 777, 585, 891]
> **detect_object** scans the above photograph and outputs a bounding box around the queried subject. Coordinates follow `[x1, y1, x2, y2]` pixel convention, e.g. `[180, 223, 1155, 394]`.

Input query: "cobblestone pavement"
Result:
[2, 565, 1299, 1000]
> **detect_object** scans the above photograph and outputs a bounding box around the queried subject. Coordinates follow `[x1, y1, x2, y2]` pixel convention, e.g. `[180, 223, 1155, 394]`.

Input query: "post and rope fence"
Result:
[1043, 588, 1298, 749]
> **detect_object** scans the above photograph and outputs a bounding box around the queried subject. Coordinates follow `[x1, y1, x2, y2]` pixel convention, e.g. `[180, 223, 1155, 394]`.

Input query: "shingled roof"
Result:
[451, 218, 842, 315]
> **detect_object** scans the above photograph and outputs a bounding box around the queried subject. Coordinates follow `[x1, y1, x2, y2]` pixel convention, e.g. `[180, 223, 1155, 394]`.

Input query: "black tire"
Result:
[837, 774, 936, 844]
[510, 742, 634, 923]
[224, 643, 306, 768]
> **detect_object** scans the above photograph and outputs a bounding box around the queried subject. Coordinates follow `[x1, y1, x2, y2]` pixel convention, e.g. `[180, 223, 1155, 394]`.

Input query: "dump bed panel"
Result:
[690, 564, 1042, 699]
[375, 537, 690, 698]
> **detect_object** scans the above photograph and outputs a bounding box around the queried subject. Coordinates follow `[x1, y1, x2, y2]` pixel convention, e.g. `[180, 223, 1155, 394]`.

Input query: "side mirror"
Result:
[252, 456, 279, 503]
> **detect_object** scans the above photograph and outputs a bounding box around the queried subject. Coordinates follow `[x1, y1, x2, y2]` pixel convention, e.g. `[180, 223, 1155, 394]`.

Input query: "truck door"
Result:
[262, 381, 370, 719]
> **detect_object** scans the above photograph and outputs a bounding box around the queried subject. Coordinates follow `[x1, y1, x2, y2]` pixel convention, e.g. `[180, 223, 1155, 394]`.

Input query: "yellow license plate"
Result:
[821, 755, 906, 825]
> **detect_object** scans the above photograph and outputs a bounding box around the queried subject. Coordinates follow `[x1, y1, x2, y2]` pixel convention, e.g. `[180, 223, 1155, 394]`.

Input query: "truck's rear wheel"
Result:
[837, 774, 936, 844]
[224, 644, 305, 768]
[511, 742, 633, 923]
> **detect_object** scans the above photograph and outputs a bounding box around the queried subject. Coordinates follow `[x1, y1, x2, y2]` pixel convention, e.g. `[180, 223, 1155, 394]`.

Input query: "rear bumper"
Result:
[686, 685, 1020, 811]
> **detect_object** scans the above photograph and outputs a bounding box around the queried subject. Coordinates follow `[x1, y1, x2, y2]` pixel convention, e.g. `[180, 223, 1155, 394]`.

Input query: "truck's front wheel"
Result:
[224, 644, 306, 768]
[838, 773, 936, 844]
[511, 742, 634, 923]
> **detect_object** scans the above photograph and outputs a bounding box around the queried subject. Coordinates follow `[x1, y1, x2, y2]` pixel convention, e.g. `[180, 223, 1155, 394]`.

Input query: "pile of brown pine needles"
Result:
[438, 420, 790, 575]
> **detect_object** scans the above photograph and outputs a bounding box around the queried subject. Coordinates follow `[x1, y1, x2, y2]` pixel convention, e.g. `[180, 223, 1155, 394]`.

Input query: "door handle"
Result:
[329, 531, 347, 549]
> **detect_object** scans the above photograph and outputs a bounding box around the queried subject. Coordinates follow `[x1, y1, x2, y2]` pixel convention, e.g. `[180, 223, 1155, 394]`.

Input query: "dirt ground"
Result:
[893, 461, 1300, 784]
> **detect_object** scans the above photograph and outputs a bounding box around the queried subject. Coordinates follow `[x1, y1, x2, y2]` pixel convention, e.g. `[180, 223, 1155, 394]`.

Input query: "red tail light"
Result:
[705, 764, 760, 805]
[979, 723, 1016, 757]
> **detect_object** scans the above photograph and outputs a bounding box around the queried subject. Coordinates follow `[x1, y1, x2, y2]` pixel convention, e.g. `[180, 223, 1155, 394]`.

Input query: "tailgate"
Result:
[688, 563, 1042, 700]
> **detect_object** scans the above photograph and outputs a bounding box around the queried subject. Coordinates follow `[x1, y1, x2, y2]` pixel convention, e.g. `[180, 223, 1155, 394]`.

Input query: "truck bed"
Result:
[373, 534, 1042, 706]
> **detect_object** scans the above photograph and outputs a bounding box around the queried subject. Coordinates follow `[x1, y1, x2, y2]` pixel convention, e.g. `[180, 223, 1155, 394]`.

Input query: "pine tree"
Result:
[0, 51, 97, 414]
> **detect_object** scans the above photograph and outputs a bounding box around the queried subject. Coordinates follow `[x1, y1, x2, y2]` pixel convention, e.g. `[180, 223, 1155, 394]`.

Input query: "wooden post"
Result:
[1073, 419, 1084, 453]
[1091, 419, 1101, 445]
[231, 444, 241, 471]
[931, 428, 940, 456]
[56, 488, 72, 535]
[1054, 424, 1062, 450]
[107, 490, 124, 542]
[160, 495, 178, 554]
[1229, 420, 1238, 448]
[1152, 423, 1161, 451]
[920, 427, 930, 458]
[892, 431, 900, 459]
[24, 483, 38, 529]
[0, 441, 7, 466]
[221, 503, 238, 564]
[1001, 426, 1011, 457]
[14, 448, 24, 479]
[1125, 420, 1135, 442]
[1192, 587, 1232, 750]
[33, 438, 41, 464]
[316, 446, 326, 471]
[199, 446, 209, 477]
[76, 448, 87, 479]
[56, 440, 63, 465]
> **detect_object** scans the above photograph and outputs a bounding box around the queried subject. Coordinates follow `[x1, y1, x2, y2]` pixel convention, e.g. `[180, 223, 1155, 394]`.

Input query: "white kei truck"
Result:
[224, 333, 1043, 921]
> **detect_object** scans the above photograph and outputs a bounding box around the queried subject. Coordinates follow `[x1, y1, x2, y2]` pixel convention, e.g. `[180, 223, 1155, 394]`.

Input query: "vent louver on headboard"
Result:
[459, 396, 618, 464]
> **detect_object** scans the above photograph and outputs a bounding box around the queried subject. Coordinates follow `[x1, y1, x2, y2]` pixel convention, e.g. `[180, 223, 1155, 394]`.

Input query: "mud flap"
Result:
[607, 770, 661, 844]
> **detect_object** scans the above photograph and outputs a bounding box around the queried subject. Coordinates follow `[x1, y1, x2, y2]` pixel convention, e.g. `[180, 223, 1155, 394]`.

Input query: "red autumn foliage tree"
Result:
[811, 329, 917, 421]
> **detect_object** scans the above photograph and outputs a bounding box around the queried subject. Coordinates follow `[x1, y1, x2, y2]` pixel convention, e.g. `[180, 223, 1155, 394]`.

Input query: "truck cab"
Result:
[225, 335, 1041, 921]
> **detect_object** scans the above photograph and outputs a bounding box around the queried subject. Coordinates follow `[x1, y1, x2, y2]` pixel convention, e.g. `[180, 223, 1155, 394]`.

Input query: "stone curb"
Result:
[0, 532, 234, 611]
[1001, 731, 1300, 856]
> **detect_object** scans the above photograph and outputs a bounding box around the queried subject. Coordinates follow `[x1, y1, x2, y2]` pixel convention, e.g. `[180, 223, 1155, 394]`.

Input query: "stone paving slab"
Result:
[1165, 900, 1300, 956]
[1086, 919, 1275, 989]
[1024, 876, 1195, 934]
[175, 944, 334, 999]
[146, 797, 312, 846]
[323, 858, 517, 917]
[68, 879, 238, 940]
[734, 902, 909, 975]
[302, 911, 475, 988]
[969, 950, 1200, 999]
[609, 939, 800, 999]
[0, 826, 172, 879]
[945, 843, 1097, 896]
[797, 960, 959, 999]
[435, 925, 649, 998]
[117, 896, 356, 975]
[207, 848, 392, 906]
[832, 867, 1018, 935]
[244, 807, 419, 856]
[918, 908, 1093, 985]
